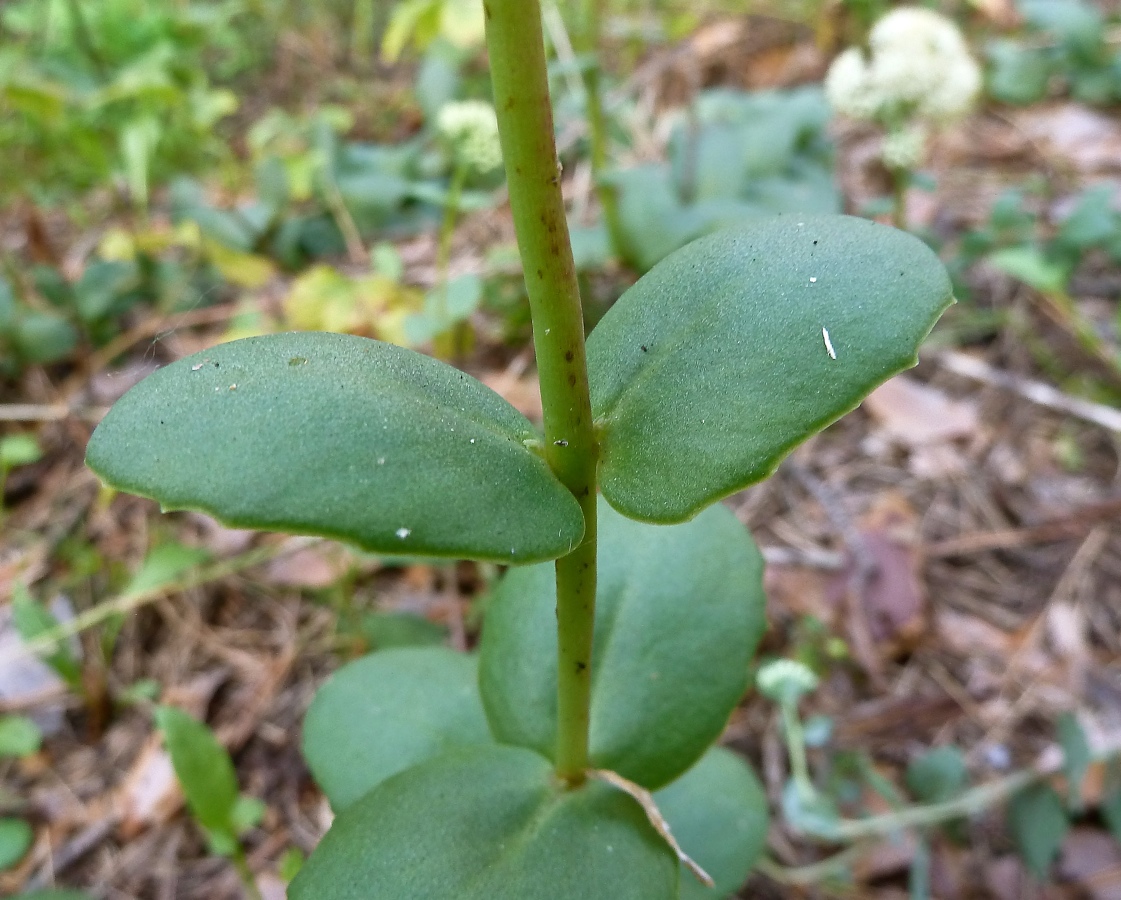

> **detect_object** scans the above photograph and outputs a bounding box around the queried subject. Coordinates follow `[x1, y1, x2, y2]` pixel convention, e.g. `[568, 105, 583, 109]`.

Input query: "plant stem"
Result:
[824, 769, 1038, 842]
[780, 702, 815, 802]
[891, 167, 909, 231]
[64, 0, 108, 79]
[436, 159, 467, 335]
[232, 847, 264, 900]
[755, 844, 869, 885]
[350, 0, 376, 66]
[572, 0, 625, 258]
[485, 0, 598, 785]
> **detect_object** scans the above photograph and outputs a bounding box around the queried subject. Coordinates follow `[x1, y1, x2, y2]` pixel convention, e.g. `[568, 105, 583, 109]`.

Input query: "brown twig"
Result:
[926, 497, 1121, 557]
[933, 349, 1121, 433]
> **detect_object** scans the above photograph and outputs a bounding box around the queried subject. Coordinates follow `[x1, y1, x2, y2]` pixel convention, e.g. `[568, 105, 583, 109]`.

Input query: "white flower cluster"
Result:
[756, 659, 819, 703]
[825, 7, 981, 168]
[881, 124, 929, 170]
[436, 100, 503, 175]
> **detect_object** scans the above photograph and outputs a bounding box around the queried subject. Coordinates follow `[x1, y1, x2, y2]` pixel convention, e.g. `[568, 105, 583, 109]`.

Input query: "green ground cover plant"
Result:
[83, 1, 953, 896]
[986, 0, 1121, 106]
[0, 0, 259, 209]
[155, 706, 267, 897]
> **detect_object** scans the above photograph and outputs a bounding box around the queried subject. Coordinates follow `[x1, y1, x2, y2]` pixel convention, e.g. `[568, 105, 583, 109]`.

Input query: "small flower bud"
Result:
[756, 659, 820, 705]
[436, 100, 503, 175]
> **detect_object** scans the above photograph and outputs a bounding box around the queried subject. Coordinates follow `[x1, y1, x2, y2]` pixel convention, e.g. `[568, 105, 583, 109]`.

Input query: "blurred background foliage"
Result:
[5, 1, 1121, 891]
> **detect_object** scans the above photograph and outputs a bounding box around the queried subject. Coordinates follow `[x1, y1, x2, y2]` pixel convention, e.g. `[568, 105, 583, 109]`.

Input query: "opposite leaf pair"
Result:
[296, 500, 768, 899]
[85, 215, 952, 564]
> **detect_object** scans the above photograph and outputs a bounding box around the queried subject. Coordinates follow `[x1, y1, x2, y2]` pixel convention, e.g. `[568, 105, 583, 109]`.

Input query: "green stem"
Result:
[232, 847, 264, 900]
[572, 0, 625, 258]
[64, 0, 107, 79]
[780, 701, 814, 802]
[485, 0, 598, 785]
[755, 844, 868, 885]
[891, 167, 909, 231]
[825, 769, 1037, 842]
[436, 159, 468, 332]
[350, 0, 376, 66]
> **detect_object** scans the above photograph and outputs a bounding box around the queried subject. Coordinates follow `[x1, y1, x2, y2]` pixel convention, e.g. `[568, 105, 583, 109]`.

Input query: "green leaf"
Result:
[0, 278, 17, 333]
[278, 847, 305, 882]
[587, 216, 953, 523]
[0, 714, 42, 757]
[86, 332, 584, 564]
[73, 260, 140, 324]
[1008, 783, 1069, 879]
[123, 542, 210, 597]
[1056, 712, 1092, 811]
[1057, 186, 1118, 251]
[289, 745, 679, 900]
[360, 611, 447, 649]
[12, 585, 82, 688]
[302, 648, 493, 811]
[480, 498, 765, 789]
[988, 245, 1069, 295]
[0, 817, 32, 870]
[230, 795, 266, 834]
[0, 434, 42, 469]
[986, 40, 1052, 105]
[1101, 761, 1121, 843]
[605, 165, 710, 272]
[13, 312, 78, 365]
[154, 706, 239, 836]
[656, 747, 770, 899]
[780, 781, 841, 839]
[905, 746, 967, 804]
[1022, 0, 1103, 47]
[205, 827, 240, 858]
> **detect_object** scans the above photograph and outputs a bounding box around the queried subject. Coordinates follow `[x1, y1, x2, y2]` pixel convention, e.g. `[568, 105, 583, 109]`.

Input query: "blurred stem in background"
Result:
[569, 0, 626, 261]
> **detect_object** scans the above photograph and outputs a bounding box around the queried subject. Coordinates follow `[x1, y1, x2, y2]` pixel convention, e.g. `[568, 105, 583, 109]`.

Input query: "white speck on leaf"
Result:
[191, 362, 204, 371]
[810, 276, 818, 283]
[396, 527, 410, 539]
[469, 438, 476, 444]
[229, 384, 237, 391]
[823, 327, 837, 360]
[377, 457, 386, 465]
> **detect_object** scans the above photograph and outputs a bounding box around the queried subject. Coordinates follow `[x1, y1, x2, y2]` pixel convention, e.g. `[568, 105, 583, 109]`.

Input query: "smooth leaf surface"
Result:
[587, 216, 953, 523]
[656, 747, 770, 900]
[905, 746, 967, 804]
[1008, 783, 1069, 879]
[86, 332, 583, 563]
[289, 745, 678, 900]
[480, 498, 766, 789]
[302, 648, 493, 811]
[154, 706, 239, 835]
[1057, 712, 1092, 810]
[360, 611, 447, 649]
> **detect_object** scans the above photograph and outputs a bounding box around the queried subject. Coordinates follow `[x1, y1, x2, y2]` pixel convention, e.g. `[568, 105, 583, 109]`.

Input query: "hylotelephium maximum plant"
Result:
[84, 2, 954, 897]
